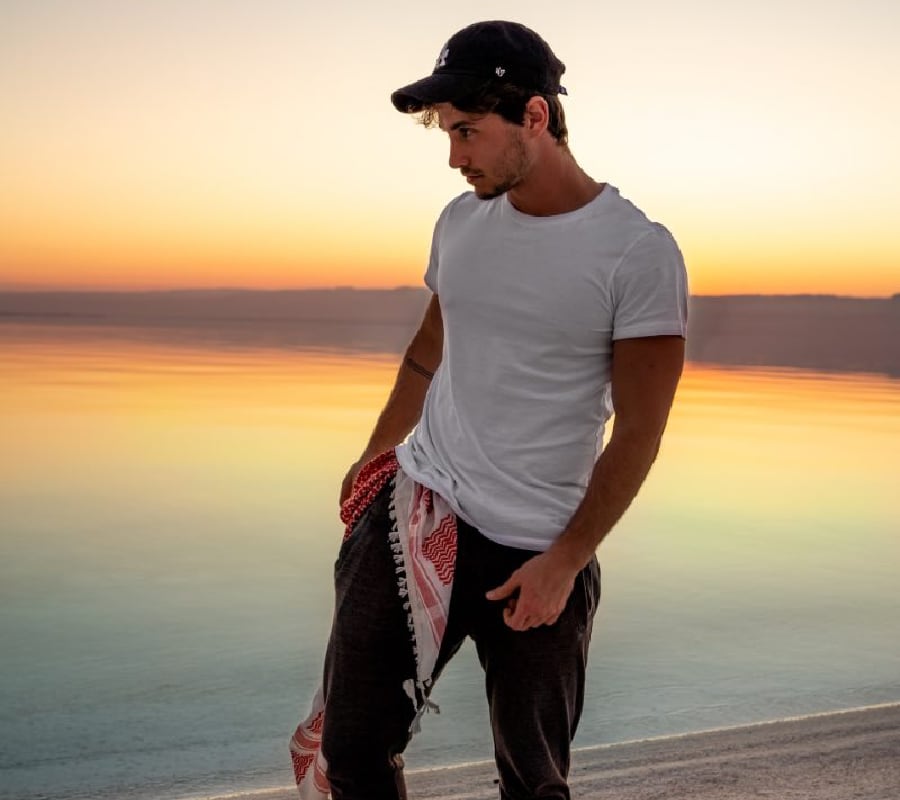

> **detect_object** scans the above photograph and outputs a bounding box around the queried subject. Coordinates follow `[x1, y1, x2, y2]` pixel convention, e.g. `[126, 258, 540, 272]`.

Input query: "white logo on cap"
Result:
[495, 66, 506, 77]
[435, 46, 449, 69]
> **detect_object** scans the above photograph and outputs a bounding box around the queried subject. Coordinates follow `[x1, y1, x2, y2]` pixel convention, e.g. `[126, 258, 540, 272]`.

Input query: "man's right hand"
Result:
[339, 455, 369, 507]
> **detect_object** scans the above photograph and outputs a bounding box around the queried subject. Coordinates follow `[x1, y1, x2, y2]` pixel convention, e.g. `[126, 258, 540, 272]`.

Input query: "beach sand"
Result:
[212, 703, 900, 799]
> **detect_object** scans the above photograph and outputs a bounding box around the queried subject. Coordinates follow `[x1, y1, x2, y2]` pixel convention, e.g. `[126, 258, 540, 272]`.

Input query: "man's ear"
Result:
[522, 96, 550, 137]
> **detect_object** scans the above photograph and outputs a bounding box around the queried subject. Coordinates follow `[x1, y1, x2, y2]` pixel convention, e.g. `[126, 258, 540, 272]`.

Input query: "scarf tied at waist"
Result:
[289, 449, 458, 798]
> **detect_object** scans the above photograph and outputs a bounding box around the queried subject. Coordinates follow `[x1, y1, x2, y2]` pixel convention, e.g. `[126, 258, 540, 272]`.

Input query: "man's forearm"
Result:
[549, 336, 684, 571]
[550, 426, 663, 571]
[361, 338, 440, 458]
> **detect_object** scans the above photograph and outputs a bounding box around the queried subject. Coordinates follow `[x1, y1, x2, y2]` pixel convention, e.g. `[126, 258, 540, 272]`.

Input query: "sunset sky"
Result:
[2, 0, 898, 296]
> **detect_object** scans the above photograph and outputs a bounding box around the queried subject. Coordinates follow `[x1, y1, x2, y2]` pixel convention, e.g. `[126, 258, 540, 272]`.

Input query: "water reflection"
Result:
[1, 325, 897, 800]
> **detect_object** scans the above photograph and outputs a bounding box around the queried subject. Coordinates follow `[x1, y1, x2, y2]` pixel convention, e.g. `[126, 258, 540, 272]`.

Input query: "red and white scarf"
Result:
[289, 450, 457, 799]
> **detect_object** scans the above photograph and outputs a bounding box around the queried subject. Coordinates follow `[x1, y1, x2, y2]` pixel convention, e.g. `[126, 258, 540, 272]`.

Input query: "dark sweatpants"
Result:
[321, 483, 601, 800]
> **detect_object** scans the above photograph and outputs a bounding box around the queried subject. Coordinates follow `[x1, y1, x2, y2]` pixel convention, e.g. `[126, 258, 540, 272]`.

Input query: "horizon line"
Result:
[0, 285, 897, 301]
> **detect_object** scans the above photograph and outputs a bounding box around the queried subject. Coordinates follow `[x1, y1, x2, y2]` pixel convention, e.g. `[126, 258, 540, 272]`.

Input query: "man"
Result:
[320, 20, 687, 800]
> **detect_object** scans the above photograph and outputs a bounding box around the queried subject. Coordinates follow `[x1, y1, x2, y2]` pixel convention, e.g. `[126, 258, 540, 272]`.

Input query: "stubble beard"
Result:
[473, 129, 530, 201]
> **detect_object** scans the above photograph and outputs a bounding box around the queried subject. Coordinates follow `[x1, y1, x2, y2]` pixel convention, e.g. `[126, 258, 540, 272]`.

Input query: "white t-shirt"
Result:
[395, 184, 688, 551]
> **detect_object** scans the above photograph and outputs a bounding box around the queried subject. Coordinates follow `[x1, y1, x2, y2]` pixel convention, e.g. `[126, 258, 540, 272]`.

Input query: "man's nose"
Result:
[448, 140, 468, 170]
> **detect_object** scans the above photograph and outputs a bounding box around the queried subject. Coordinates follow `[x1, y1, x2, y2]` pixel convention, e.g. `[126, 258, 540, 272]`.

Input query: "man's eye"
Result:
[459, 128, 473, 140]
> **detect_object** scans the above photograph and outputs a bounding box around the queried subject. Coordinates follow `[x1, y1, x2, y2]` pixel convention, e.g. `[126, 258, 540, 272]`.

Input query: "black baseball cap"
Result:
[391, 20, 567, 113]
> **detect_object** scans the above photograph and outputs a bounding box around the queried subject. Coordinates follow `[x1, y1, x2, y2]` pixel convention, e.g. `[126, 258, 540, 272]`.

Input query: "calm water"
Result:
[1, 324, 898, 800]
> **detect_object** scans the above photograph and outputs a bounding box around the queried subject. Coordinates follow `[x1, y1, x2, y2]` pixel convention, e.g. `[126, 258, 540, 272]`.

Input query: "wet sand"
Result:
[213, 702, 900, 799]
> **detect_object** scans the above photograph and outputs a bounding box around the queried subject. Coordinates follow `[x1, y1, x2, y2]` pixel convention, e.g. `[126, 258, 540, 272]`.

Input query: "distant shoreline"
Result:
[1, 289, 898, 377]
[0, 287, 895, 298]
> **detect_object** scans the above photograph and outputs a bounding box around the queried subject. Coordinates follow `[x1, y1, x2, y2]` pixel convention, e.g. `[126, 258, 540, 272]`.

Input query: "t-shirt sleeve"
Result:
[424, 221, 440, 292]
[610, 226, 689, 340]
[423, 192, 467, 293]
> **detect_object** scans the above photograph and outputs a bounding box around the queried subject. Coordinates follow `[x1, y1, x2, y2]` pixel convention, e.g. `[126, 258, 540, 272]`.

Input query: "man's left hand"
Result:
[485, 549, 582, 631]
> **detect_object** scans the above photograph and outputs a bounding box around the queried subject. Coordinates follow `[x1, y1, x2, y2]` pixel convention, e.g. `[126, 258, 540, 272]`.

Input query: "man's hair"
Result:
[418, 82, 569, 146]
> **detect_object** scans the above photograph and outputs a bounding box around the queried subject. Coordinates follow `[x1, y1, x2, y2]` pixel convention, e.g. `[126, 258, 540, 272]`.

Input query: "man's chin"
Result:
[472, 174, 520, 201]
[474, 185, 510, 201]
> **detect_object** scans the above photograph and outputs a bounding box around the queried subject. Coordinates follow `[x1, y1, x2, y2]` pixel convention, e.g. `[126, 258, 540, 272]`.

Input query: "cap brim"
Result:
[390, 72, 484, 113]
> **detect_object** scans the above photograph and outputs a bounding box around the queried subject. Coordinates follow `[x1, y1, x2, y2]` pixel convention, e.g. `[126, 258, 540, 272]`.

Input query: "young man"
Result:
[320, 20, 687, 800]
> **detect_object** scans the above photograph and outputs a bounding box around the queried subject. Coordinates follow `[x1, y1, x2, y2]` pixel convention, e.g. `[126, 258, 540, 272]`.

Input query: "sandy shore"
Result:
[213, 702, 900, 799]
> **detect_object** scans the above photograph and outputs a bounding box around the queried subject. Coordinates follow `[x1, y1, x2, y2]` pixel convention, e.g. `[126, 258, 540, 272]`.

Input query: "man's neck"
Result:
[506, 147, 603, 217]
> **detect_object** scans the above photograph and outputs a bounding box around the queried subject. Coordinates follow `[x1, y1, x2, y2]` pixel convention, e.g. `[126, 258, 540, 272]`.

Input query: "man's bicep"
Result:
[609, 336, 685, 438]
[421, 293, 442, 339]
[409, 293, 443, 368]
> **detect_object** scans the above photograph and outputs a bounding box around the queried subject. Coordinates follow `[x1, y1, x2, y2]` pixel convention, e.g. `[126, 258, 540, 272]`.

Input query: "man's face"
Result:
[436, 104, 532, 200]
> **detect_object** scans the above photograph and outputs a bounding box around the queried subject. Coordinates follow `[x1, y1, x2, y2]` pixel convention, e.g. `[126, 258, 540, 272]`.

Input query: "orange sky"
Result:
[1, 0, 898, 296]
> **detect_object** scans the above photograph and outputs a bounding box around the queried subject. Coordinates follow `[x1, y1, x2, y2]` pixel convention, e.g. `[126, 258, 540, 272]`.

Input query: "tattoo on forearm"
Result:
[404, 356, 435, 380]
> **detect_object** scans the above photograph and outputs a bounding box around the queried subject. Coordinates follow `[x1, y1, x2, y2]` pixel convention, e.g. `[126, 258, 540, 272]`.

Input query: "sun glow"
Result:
[1, 1, 897, 295]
